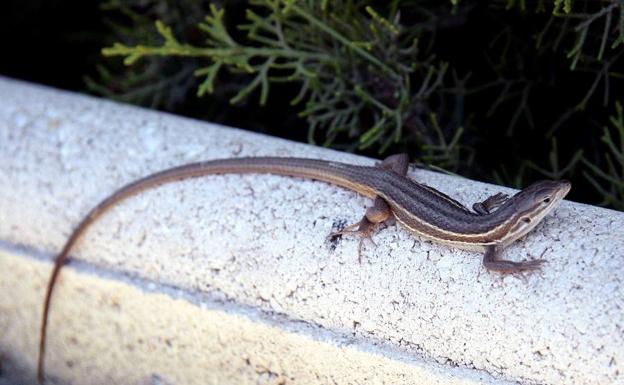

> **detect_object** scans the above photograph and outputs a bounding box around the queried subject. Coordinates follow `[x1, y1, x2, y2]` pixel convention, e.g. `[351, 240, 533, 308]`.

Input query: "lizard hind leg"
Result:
[329, 154, 408, 262]
[329, 197, 393, 263]
[378, 153, 410, 175]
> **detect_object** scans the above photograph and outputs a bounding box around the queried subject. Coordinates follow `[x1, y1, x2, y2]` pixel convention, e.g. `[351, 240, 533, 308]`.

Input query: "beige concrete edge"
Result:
[0, 77, 623, 385]
[0, 246, 511, 385]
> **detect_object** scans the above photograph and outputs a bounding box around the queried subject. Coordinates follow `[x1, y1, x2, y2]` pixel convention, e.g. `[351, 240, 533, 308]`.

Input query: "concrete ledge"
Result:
[0, 77, 622, 385]
[1, 247, 501, 385]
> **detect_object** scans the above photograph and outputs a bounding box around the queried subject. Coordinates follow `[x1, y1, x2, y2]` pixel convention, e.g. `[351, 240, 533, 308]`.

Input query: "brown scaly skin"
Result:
[37, 154, 570, 383]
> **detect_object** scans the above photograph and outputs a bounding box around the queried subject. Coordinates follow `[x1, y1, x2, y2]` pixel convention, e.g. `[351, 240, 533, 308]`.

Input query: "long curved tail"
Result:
[37, 156, 375, 382]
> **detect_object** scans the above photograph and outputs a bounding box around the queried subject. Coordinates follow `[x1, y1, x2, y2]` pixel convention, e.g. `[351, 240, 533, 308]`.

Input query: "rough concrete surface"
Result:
[0, 77, 622, 385]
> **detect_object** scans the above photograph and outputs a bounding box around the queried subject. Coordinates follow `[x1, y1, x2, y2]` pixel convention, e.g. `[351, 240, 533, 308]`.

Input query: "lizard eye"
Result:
[543, 198, 551, 203]
[522, 217, 531, 223]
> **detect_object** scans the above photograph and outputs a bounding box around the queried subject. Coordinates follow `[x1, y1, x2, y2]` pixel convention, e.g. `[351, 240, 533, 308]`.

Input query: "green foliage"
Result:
[492, 139, 583, 188]
[103, 1, 450, 155]
[86, 0, 211, 110]
[582, 101, 624, 210]
[94, 0, 624, 210]
[537, 0, 624, 111]
[553, 0, 574, 14]
[527, 139, 583, 180]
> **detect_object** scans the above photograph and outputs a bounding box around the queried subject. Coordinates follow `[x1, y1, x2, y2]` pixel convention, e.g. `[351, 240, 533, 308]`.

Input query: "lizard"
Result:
[37, 153, 571, 382]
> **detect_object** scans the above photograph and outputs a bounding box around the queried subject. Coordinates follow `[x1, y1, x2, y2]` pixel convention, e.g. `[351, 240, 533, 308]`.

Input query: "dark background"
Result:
[1, 0, 622, 209]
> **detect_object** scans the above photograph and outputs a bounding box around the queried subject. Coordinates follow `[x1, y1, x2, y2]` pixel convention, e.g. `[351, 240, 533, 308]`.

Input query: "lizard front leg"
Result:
[482, 245, 545, 272]
[473, 192, 509, 215]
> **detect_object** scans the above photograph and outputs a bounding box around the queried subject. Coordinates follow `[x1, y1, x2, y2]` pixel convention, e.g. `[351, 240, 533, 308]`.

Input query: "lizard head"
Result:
[502, 180, 571, 246]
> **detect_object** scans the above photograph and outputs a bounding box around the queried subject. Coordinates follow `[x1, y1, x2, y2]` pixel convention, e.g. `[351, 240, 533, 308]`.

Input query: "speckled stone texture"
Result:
[0, 77, 622, 385]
